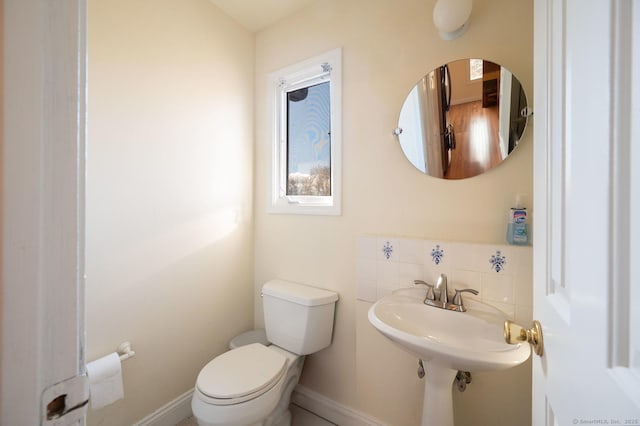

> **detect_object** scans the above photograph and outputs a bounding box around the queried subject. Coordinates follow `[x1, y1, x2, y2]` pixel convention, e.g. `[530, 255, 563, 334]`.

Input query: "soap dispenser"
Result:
[506, 195, 529, 245]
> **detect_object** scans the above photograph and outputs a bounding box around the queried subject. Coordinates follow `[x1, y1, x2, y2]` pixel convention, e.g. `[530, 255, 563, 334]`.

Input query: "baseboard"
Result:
[450, 95, 483, 106]
[131, 384, 386, 426]
[291, 385, 389, 426]
[133, 388, 194, 426]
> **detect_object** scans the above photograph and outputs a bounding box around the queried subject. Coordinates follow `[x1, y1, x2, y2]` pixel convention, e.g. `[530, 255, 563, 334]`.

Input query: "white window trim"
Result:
[267, 48, 342, 215]
[469, 58, 483, 81]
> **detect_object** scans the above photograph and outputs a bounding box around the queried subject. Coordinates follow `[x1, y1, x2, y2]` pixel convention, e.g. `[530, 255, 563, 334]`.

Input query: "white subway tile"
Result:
[356, 235, 532, 309]
[357, 258, 377, 283]
[358, 236, 378, 260]
[513, 246, 533, 282]
[376, 285, 394, 299]
[377, 259, 399, 288]
[424, 263, 452, 286]
[356, 280, 377, 303]
[399, 262, 424, 288]
[377, 238, 399, 262]
[481, 272, 515, 304]
[451, 243, 468, 270]
[424, 240, 448, 268]
[449, 269, 482, 293]
[398, 238, 424, 264]
[486, 246, 510, 274]
[515, 305, 533, 324]
[488, 301, 516, 319]
[513, 276, 533, 308]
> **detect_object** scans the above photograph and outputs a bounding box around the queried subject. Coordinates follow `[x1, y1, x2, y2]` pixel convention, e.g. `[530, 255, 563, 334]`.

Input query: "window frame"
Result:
[469, 58, 484, 81]
[268, 48, 342, 215]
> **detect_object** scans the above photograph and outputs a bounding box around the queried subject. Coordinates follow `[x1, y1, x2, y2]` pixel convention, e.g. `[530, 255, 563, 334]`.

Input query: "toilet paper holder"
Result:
[116, 341, 135, 362]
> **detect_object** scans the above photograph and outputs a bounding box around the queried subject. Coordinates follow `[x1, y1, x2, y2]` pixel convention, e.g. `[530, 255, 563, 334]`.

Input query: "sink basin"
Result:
[368, 287, 530, 371]
[368, 287, 531, 426]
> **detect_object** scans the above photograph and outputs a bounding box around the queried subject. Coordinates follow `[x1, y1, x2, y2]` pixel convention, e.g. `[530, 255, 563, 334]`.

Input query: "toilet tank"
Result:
[262, 280, 339, 355]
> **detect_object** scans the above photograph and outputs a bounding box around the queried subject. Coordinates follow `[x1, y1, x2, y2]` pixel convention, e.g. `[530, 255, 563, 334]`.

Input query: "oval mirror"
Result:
[395, 59, 530, 179]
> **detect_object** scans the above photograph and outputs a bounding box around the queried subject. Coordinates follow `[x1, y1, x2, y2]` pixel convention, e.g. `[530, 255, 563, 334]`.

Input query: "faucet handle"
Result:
[414, 280, 436, 301]
[452, 288, 479, 309]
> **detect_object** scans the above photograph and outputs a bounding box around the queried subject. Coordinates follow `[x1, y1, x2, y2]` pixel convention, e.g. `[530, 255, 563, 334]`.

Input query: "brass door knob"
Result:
[504, 320, 544, 356]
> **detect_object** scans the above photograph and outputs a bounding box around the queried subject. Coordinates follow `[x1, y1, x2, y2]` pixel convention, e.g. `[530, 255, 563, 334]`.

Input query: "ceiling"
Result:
[209, 0, 317, 32]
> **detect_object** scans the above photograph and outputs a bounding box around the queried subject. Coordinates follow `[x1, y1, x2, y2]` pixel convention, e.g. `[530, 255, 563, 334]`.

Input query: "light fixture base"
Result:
[438, 20, 470, 40]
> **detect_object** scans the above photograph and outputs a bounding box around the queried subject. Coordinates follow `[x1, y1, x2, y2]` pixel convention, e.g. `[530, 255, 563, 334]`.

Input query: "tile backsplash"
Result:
[357, 236, 533, 324]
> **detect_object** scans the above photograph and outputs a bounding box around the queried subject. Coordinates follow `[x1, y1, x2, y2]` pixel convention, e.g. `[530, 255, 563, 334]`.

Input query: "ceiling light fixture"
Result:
[433, 0, 473, 40]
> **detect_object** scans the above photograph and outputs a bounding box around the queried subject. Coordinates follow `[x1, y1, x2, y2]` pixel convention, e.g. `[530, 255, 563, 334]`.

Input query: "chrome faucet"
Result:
[452, 288, 479, 310]
[414, 279, 435, 303]
[435, 274, 448, 303]
[414, 273, 479, 312]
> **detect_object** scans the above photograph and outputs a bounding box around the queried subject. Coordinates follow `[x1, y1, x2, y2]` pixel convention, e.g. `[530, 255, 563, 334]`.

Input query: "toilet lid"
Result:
[196, 343, 287, 400]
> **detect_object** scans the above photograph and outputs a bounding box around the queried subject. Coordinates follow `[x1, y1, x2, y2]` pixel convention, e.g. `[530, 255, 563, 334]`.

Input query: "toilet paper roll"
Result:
[87, 352, 124, 409]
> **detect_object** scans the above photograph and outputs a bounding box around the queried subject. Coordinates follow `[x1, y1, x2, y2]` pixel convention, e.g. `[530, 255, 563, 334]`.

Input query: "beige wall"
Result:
[254, 0, 533, 425]
[86, 0, 255, 424]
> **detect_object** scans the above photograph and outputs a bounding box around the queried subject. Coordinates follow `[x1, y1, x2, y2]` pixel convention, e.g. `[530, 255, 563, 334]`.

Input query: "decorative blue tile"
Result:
[431, 245, 444, 265]
[489, 250, 507, 272]
[382, 241, 393, 260]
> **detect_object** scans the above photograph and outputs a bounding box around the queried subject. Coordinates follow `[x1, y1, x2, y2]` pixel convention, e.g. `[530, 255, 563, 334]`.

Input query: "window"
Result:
[287, 82, 331, 196]
[469, 58, 483, 81]
[268, 48, 342, 215]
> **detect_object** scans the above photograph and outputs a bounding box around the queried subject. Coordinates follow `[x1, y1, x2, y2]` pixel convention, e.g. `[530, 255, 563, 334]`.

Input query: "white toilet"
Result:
[191, 279, 339, 426]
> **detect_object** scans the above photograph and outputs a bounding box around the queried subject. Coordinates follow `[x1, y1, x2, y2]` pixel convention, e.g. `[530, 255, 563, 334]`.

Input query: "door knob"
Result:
[504, 320, 544, 356]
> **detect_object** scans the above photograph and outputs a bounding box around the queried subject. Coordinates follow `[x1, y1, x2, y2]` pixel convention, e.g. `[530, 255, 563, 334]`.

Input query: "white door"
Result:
[533, 0, 640, 424]
[1, 0, 88, 424]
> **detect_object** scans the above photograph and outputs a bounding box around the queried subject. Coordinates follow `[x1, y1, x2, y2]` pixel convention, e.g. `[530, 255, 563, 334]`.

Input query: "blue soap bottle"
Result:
[506, 197, 529, 245]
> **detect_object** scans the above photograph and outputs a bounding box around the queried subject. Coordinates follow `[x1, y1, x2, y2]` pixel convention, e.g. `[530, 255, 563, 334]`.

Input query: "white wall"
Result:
[86, 0, 255, 424]
[254, 0, 533, 424]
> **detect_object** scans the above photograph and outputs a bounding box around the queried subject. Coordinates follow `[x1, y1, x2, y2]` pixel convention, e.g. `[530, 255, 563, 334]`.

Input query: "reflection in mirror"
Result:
[396, 59, 530, 179]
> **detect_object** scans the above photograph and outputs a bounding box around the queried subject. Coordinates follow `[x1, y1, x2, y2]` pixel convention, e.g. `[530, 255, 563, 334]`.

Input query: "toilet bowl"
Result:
[191, 280, 338, 426]
[192, 343, 303, 426]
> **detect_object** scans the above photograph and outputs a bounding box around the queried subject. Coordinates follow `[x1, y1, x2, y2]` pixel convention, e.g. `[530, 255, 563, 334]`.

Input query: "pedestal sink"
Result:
[367, 287, 530, 426]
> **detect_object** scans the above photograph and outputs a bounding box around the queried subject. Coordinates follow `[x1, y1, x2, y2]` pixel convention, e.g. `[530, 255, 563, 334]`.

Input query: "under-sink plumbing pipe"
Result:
[417, 361, 472, 393]
[455, 371, 472, 392]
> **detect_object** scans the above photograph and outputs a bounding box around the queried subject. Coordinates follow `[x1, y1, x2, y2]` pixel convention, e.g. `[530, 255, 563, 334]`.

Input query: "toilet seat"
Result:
[196, 343, 288, 406]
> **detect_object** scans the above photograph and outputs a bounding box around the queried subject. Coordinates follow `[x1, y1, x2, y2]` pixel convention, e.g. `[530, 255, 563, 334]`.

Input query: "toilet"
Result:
[191, 280, 339, 426]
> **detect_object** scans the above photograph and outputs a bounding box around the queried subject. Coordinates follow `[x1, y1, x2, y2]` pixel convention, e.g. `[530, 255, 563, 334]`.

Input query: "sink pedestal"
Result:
[421, 363, 457, 426]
